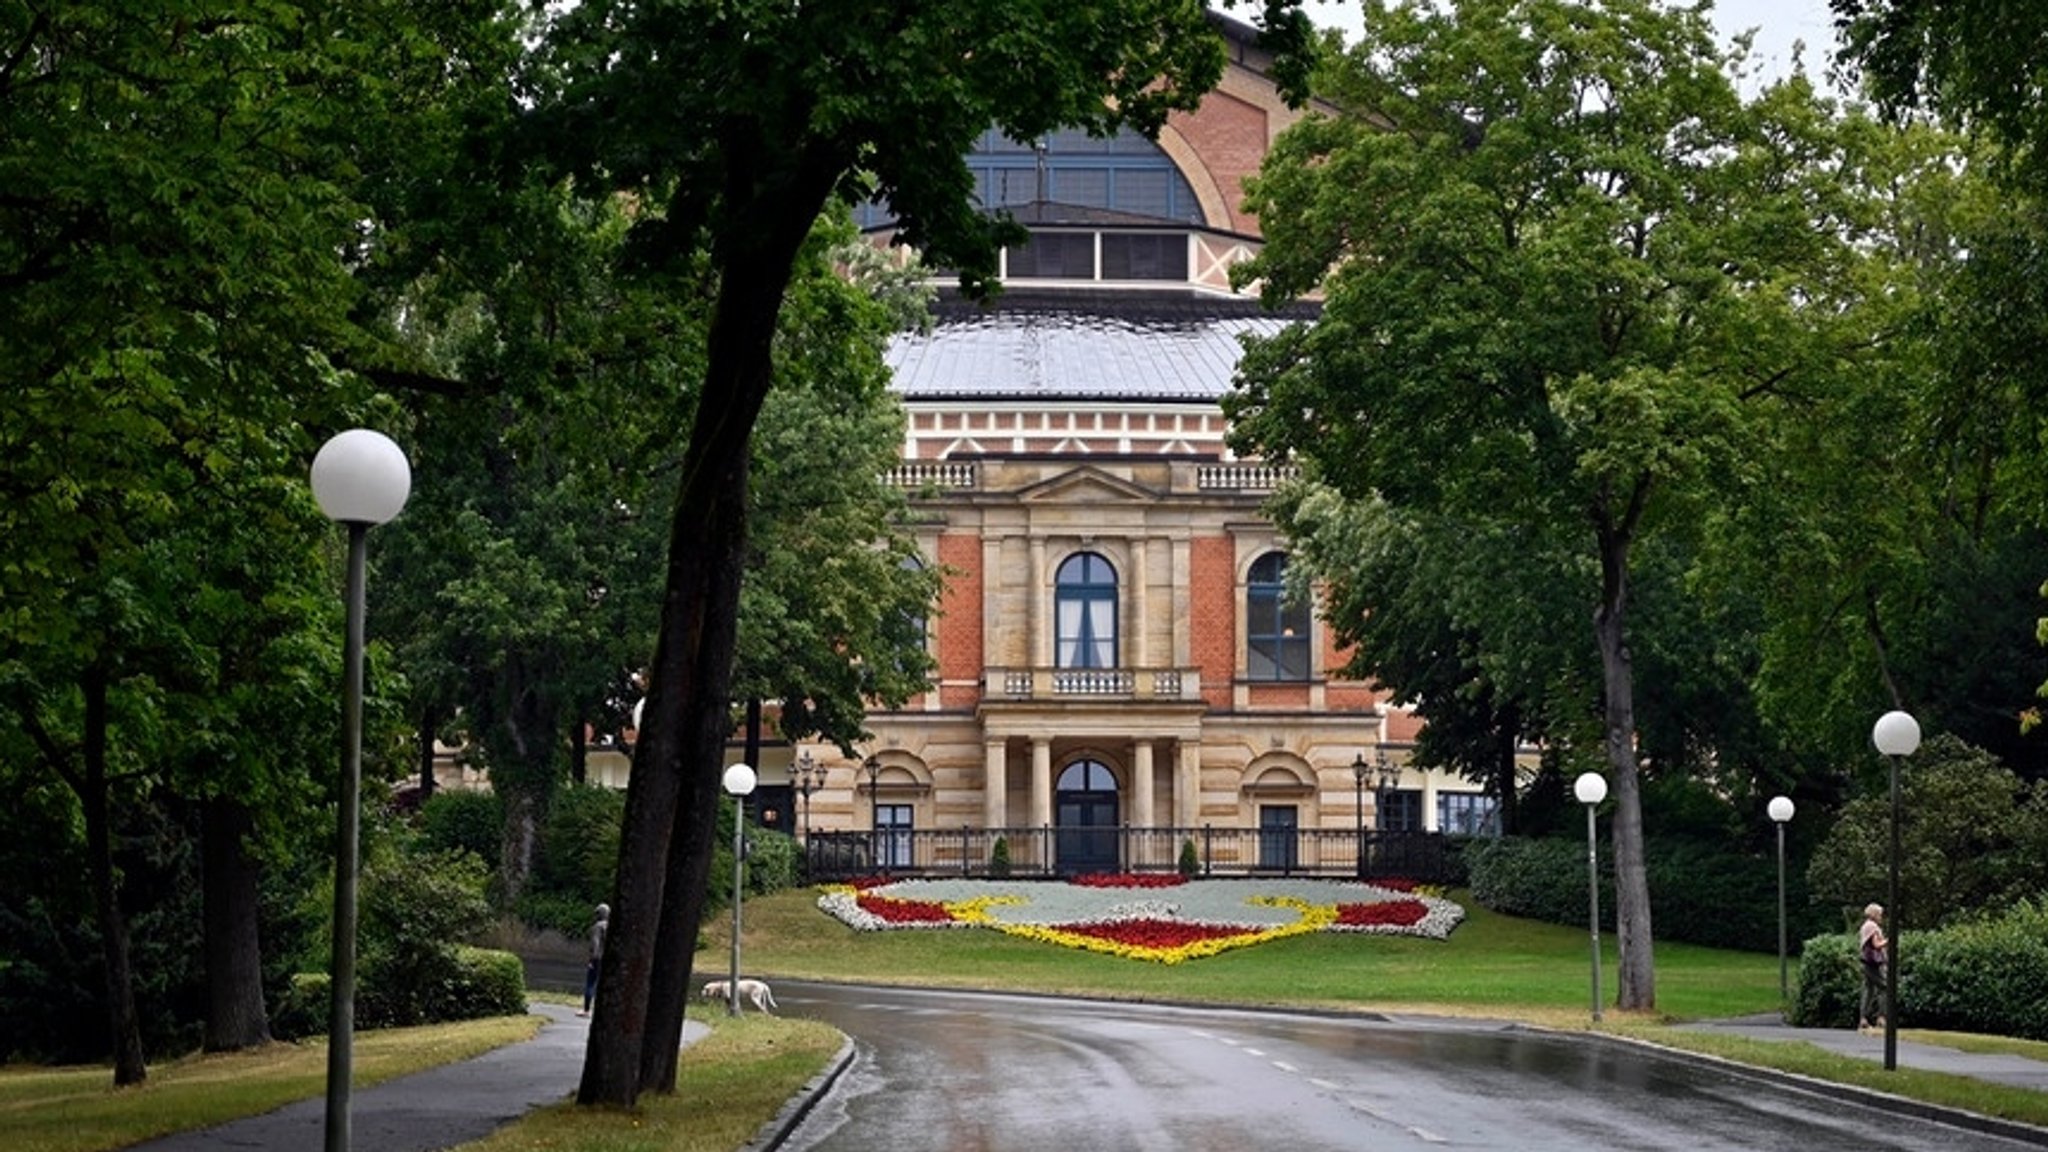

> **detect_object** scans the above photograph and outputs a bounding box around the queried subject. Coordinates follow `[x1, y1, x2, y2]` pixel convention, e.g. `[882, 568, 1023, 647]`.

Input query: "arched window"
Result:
[1247, 552, 1311, 681]
[1055, 552, 1118, 669]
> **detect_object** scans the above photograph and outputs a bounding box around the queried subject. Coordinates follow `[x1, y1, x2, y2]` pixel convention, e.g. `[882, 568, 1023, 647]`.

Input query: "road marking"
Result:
[1271, 1060, 1297, 1073]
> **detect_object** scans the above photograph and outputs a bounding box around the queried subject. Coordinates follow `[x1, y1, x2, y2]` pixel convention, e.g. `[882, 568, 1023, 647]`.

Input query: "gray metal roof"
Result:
[886, 291, 1318, 402]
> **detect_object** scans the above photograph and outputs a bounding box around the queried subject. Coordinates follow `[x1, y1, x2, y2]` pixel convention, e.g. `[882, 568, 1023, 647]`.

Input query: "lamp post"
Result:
[1350, 753, 1369, 878]
[863, 756, 883, 868]
[793, 750, 822, 842]
[1872, 710, 1920, 1072]
[1573, 771, 1608, 1023]
[722, 763, 756, 1017]
[309, 429, 411, 1152]
[1767, 795, 1795, 1004]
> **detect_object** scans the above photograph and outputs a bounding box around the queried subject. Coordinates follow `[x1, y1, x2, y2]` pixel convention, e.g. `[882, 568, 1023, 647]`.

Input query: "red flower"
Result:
[856, 894, 956, 923]
[1066, 873, 1188, 889]
[1052, 918, 1250, 948]
[1335, 899, 1428, 927]
[1372, 878, 1419, 893]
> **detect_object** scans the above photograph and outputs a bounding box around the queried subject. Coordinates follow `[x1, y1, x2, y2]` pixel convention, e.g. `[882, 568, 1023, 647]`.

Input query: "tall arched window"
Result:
[1247, 552, 1310, 681]
[1055, 552, 1118, 669]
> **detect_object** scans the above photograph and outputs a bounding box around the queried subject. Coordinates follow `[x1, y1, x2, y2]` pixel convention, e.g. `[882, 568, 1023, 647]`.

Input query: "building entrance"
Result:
[1055, 759, 1120, 874]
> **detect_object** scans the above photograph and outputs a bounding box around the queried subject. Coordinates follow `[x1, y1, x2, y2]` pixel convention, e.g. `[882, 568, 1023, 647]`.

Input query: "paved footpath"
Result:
[1679, 1014, 2048, 1093]
[123, 1003, 707, 1152]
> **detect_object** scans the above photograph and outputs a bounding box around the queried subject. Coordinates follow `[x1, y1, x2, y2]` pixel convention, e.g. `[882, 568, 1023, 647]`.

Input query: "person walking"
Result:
[1857, 901, 1888, 1033]
[580, 902, 609, 1017]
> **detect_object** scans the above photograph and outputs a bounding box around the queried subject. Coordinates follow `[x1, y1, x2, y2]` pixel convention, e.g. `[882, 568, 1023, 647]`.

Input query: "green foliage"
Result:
[418, 789, 505, 865]
[352, 846, 496, 1029]
[1806, 736, 2048, 929]
[1178, 838, 1201, 877]
[271, 973, 332, 1042]
[990, 837, 1012, 878]
[534, 785, 626, 907]
[1792, 901, 2048, 1041]
[1468, 836, 1830, 953]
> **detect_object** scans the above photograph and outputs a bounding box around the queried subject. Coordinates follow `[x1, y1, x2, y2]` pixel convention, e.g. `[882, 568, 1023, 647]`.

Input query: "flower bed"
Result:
[817, 877, 1463, 963]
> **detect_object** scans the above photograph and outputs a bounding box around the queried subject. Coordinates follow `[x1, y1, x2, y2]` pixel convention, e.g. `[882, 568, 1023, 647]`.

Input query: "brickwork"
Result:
[1188, 535, 1238, 710]
[937, 532, 983, 710]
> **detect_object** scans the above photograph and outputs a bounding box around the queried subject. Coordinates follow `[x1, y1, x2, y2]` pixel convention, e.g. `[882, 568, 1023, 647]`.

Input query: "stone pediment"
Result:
[1015, 465, 1160, 504]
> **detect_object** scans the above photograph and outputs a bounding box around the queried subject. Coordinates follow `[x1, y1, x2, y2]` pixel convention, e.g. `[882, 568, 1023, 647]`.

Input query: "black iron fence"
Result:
[804, 826, 1463, 886]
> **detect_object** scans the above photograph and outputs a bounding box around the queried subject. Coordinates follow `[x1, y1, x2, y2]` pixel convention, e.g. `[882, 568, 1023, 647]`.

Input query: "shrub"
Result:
[990, 837, 1012, 877]
[1178, 838, 1200, 877]
[534, 784, 625, 908]
[1788, 901, 2048, 1039]
[1467, 835, 1830, 952]
[272, 973, 331, 1041]
[416, 789, 503, 864]
[354, 846, 495, 1028]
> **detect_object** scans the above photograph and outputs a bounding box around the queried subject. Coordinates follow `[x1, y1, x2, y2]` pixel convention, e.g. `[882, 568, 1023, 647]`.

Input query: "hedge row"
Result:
[1465, 836, 1835, 953]
[1791, 901, 2048, 1039]
[274, 945, 526, 1039]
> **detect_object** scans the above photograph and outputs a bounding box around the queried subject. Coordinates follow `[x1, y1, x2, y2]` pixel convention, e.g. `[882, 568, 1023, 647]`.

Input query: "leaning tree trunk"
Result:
[1594, 507, 1655, 1012]
[79, 669, 149, 1086]
[201, 796, 272, 1051]
[583, 139, 845, 1105]
[636, 157, 845, 1095]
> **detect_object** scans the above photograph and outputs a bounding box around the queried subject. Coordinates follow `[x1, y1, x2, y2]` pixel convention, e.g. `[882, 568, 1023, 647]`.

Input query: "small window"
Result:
[1247, 552, 1311, 681]
[1102, 233, 1187, 281]
[1008, 232, 1095, 279]
[1436, 793, 1501, 837]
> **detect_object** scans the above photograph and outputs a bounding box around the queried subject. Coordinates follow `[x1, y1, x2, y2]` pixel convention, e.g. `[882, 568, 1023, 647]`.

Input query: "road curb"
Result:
[1586, 1029, 2048, 1149]
[740, 1034, 858, 1152]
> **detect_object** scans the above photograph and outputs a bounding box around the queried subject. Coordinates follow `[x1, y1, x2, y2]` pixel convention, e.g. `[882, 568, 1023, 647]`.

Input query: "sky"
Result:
[1306, 0, 1843, 87]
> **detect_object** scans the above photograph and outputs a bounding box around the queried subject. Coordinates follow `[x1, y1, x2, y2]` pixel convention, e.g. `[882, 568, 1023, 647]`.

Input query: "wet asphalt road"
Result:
[770, 982, 2043, 1152]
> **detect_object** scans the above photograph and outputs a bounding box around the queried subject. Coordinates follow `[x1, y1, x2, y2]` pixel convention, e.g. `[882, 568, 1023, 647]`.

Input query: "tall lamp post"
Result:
[793, 750, 822, 842]
[1767, 795, 1795, 1004]
[1872, 710, 1920, 1072]
[863, 755, 882, 868]
[309, 430, 411, 1152]
[723, 763, 756, 1017]
[1574, 771, 1608, 1023]
[1350, 753, 1369, 878]
[1374, 753, 1400, 873]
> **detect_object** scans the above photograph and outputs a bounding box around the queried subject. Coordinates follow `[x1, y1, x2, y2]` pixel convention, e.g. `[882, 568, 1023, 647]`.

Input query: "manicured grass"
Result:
[456, 1012, 844, 1152]
[0, 1015, 540, 1152]
[728, 885, 1787, 1024]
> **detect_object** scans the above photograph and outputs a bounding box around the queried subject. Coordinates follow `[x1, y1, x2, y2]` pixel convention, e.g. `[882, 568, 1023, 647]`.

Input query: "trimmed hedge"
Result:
[273, 946, 525, 1039]
[1466, 835, 1832, 953]
[1792, 901, 2048, 1039]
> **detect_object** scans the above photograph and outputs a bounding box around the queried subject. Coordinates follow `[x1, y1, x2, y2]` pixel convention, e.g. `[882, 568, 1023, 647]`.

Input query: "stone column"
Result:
[984, 739, 1008, 830]
[1175, 739, 1202, 828]
[1132, 739, 1156, 829]
[1029, 536, 1048, 668]
[1131, 536, 1150, 669]
[1031, 737, 1054, 830]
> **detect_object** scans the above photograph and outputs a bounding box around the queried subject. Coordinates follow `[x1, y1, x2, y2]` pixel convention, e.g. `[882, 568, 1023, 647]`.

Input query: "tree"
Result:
[1228, 0, 1882, 1011]
[527, 0, 1314, 1106]
[0, 0, 520, 1079]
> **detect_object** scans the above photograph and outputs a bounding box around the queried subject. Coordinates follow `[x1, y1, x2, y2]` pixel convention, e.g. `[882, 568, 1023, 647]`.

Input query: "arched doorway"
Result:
[1056, 759, 1120, 874]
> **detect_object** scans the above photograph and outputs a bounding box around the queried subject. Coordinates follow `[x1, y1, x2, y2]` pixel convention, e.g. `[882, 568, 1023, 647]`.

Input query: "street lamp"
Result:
[1573, 771, 1608, 1023]
[1350, 753, 1369, 878]
[1767, 795, 1795, 1004]
[1872, 709, 1920, 1071]
[793, 750, 823, 842]
[309, 429, 411, 1152]
[1374, 753, 1401, 874]
[722, 762, 756, 1017]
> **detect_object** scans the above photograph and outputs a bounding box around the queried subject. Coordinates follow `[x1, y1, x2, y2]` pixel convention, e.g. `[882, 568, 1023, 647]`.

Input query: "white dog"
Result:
[700, 978, 777, 1013]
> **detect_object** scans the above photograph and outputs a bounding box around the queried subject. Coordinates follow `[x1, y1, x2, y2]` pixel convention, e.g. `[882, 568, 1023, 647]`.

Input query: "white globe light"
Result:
[1573, 772, 1608, 806]
[723, 763, 757, 796]
[310, 429, 411, 525]
[1871, 710, 1922, 757]
[1767, 795, 1795, 824]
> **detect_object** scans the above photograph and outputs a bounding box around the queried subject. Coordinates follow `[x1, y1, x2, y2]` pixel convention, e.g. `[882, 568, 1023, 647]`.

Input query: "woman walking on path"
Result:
[1858, 902, 1888, 1033]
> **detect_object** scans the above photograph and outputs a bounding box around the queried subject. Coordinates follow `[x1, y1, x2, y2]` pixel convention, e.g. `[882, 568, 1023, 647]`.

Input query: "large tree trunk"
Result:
[201, 796, 272, 1051]
[1594, 511, 1655, 1012]
[579, 141, 841, 1106]
[79, 669, 149, 1086]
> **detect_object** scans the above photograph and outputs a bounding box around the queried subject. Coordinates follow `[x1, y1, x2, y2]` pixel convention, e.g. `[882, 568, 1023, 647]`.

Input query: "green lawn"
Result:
[730, 886, 1785, 1026]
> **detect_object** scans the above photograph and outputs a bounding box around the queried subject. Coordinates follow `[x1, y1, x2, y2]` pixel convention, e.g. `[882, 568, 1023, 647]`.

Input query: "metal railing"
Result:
[804, 826, 1461, 885]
